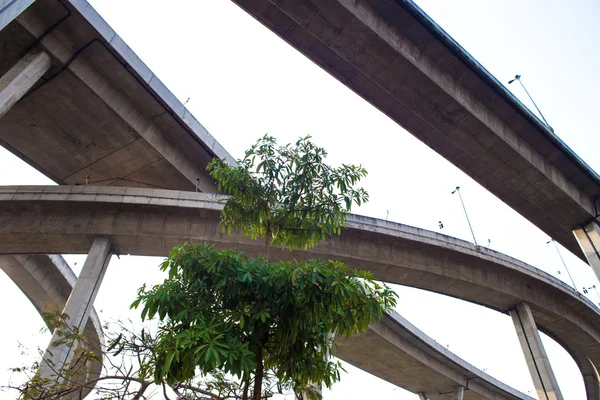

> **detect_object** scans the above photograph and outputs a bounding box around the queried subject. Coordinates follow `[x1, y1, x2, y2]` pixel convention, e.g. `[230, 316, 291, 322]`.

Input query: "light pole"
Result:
[546, 238, 577, 290]
[508, 74, 554, 132]
[451, 186, 478, 246]
[583, 285, 600, 307]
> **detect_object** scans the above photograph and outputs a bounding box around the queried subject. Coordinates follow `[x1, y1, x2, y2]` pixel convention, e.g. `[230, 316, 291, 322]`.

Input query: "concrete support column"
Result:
[454, 386, 464, 400]
[0, 49, 51, 119]
[510, 303, 564, 400]
[573, 220, 600, 282]
[39, 237, 112, 382]
[417, 393, 427, 400]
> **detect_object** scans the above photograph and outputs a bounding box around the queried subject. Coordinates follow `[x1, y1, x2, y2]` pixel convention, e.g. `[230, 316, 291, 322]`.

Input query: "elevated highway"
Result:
[0, 185, 598, 399]
[0, 247, 533, 400]
[1, 0, 233, 192]
[1, 0, 598, 397]
[230, 0, 600, 263]
[337, 311, 534, 400]
[0, 254, 103, 398]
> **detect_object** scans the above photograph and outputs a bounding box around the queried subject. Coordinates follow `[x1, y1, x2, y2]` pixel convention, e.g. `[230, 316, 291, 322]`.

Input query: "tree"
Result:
[207, 135, 368, 258]
[132, 135, 397, 400]
[6, 313, 260, 400]
[132, 245, 397, 400]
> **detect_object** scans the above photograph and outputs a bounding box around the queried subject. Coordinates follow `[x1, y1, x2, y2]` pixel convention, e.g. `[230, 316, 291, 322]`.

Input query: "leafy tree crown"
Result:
[132, 244, 397, 392]
[207, 135, 368, 251]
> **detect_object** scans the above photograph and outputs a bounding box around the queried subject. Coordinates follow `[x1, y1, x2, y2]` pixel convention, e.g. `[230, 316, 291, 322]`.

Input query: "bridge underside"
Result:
[231, 0, 600, 261]
[0, 0, 231, 192]
[0, 185, 598, 399]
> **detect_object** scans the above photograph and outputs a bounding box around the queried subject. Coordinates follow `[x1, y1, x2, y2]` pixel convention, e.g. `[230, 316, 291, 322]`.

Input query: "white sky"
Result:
[1, 0, 600, 399]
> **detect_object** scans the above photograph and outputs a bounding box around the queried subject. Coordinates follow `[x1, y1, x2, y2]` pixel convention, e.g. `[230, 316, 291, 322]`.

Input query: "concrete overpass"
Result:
[0, 185, 598, 399]
[230, 0, 600, 270]
[0, 254, 103, 398]
[0, 1, 598, 398]
[0, 247, 533, 400]
[0, 0, 233, 192]
[337, 311, 534, 400]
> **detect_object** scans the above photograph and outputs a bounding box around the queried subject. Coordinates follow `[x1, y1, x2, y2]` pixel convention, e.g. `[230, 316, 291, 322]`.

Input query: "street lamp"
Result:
[451, 186, 478, 246]
[508, 74, 554, 132]
[546, 238, 577, 290]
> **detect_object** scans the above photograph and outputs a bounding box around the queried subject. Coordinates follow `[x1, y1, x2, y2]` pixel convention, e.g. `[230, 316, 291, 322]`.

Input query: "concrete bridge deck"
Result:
[230, 0, 600, 261]
[3, 0, 599, 261]
[0, 185, 598, 399]
[1, 0, 232, 192]
[0, 252, 533, 400]
[337, 311, 534, 400]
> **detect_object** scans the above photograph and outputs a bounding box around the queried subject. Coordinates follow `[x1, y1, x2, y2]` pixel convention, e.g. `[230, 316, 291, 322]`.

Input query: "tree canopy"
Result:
[132, 244, 397, 399]
[131, 135, 396, 400]
[207, 135, 368, 255]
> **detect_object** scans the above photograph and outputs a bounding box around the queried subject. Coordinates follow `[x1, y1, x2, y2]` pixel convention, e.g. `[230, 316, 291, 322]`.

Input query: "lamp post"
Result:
[546, 238, 577, 290]
[583, 285, 600, 306]
[508, 74, 553, 132]
[451, 186, 478, 246]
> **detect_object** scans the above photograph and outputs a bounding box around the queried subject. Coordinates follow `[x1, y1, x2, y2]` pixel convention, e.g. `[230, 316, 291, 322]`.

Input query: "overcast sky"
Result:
[1, 1, 599, 399]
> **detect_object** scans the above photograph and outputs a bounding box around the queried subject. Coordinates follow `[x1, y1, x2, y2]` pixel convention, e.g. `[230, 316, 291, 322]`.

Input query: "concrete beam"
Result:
[0, 50, 50, 119]
[39, 237, 112, 383]
[230, 0, 599, 262]
[338, 311, 533, 399]
[14, 10, 216, 192]
[0, 186, 599, 399]
[0, 0, 35, 31]
[573, 220, 600, 282]
[510, 303, 563, 400]
[0, 254, 103, 398]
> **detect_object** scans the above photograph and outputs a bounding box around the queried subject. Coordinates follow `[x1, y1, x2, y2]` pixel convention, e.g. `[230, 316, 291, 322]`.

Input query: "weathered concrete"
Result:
[0, 0, 233, 190]
[0, 50, 50, 119]
[0, 0, 34, 30]
[230, 0, 600, 262]
[337, 311, 533, 400]
[38, 237, 111, 384]
[0, 254, 103, 397]
[0, 185, 599, 399]
[574, 220, 600, 282]
[3, 248, 532, 400]
[510, 303, 563, 400]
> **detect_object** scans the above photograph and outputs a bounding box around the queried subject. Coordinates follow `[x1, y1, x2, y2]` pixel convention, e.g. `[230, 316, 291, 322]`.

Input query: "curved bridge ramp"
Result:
[0, 186, 599, 398]
[0, 252, 531, 400]
[0, 254, 104, 398]
[337, 311, 534, 400]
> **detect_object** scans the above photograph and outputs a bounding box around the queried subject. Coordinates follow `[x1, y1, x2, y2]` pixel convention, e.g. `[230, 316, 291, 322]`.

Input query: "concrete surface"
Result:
[38, 237, 111, 386]
[0, 0, 34, 30]
[0, 253, 103, 397]
[337, 311, 533, 400]
[0, 50, 50, 119]
[1, 244, 532, 400]
[510, 303, 563, 400]
[574, 220, 600, 282]
[0, 185, 598, 399]
[0, 0, 233, 191]
[230, 0, 600, 262]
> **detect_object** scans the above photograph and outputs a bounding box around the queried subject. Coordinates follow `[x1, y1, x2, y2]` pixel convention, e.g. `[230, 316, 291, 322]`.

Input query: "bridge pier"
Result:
[39, 237, 112, 383]
[510, 303, 563, 400]
[573, 220, 600, 282]
[0, 49, 51, 119]
[454, 386, 465, 400]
